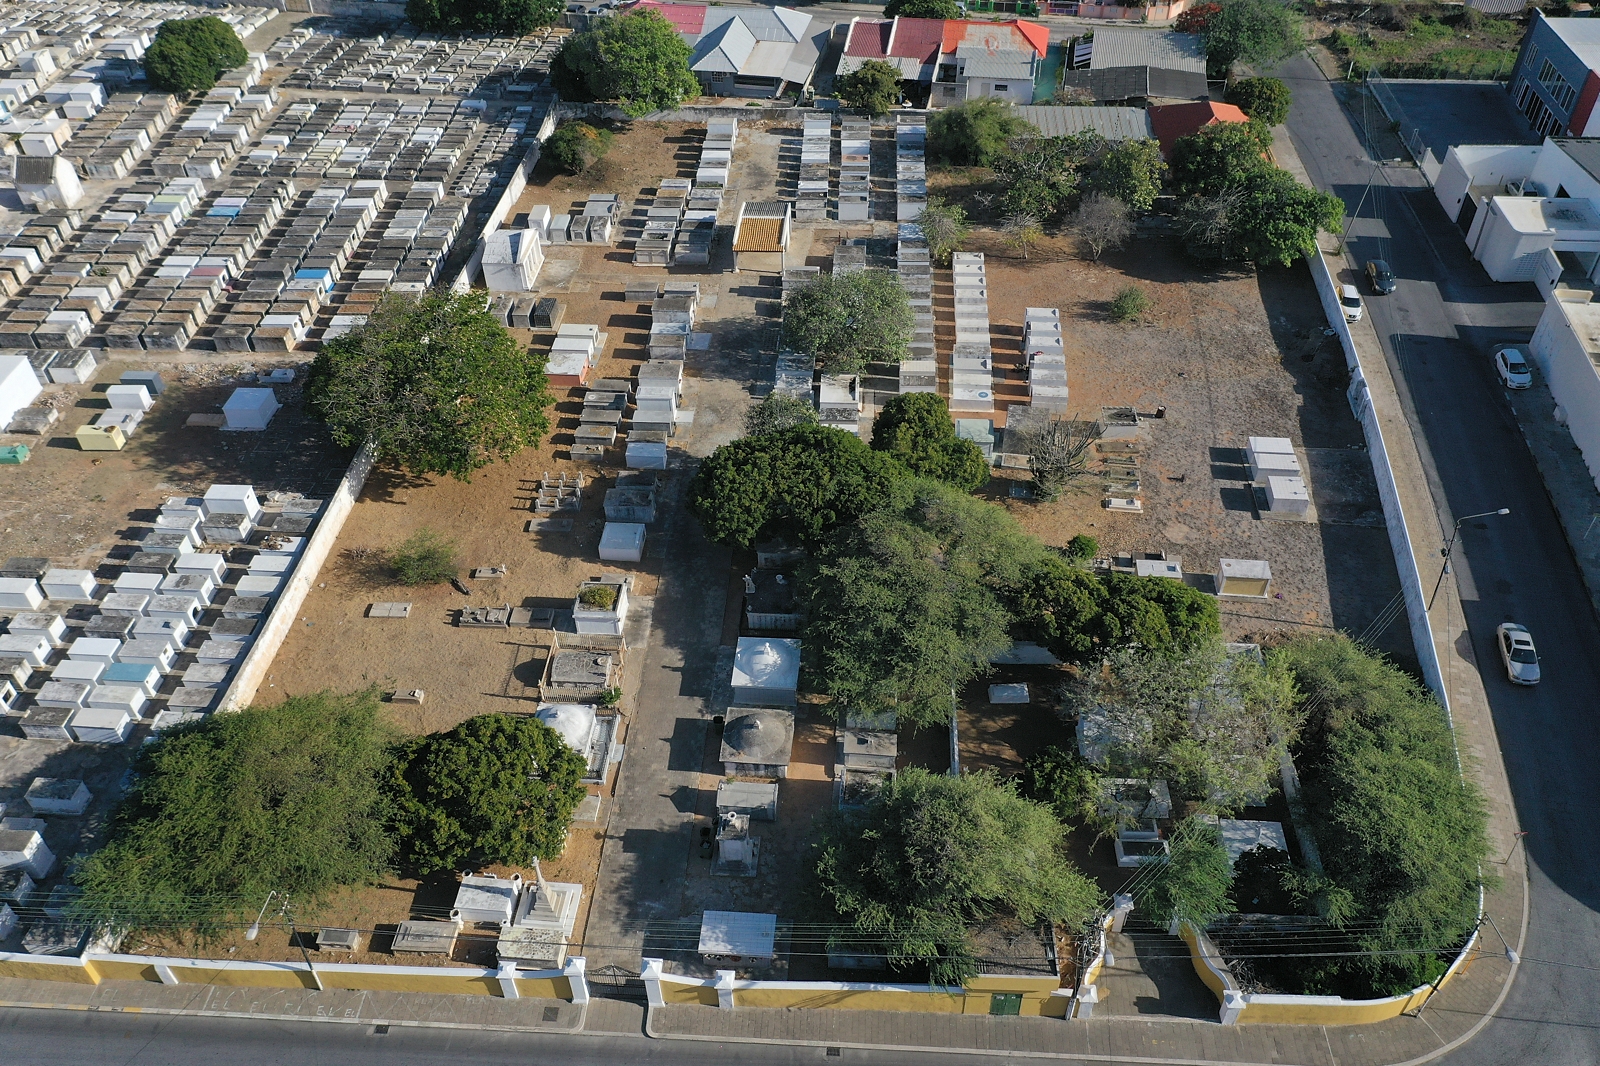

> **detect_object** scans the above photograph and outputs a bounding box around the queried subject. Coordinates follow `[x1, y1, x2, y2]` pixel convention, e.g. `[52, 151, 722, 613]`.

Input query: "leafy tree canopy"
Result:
[1174, 0, 1222, 33]
[143, 16, 247, 93]
[1273, 636, 1490, 997]
[1169, 119, 1273, 197]
[73, 692, 396, 937]
[781, 268, 913, 374]
[1063, 640, 1299, 811]
[687, 423, 909, 550]
[1225, 76, 1292, 127]
[1203, 0, 1305, 72]
[812, 768, 1103, 984]
[551, 10, 700, 117]
[305, 290, 553, 481]
[915, 199, 971, 266]
[885, 0, 960, 16]
[928, 98, 1038, 167]
[406, 0, 561, 36]
[1018, 744, 1105, 831]
[1085, 138, 1167, 213]
[745, 391, 819, 437]
[1138, 817, 1237, 924]
[870, 393, 990, 491]
[542, 120, 613, 175]
[836, 59, 903, 116]
[390, 713, 588, 876]
[1179, 166, 1343, 266]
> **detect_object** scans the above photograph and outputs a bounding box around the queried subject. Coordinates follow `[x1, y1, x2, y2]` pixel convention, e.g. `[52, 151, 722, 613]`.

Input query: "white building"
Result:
[1529, 291, 1600, 494]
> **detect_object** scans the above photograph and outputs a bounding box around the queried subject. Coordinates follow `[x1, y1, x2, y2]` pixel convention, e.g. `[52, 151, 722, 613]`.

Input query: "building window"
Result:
[993, 83, 1009, 92]
[1539, 58, 1577, 111]
[1517, 79, 1532, 109]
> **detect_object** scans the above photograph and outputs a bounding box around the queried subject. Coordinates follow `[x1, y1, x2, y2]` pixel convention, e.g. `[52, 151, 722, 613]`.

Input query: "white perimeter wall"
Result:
[1530, 295, 1600, 494]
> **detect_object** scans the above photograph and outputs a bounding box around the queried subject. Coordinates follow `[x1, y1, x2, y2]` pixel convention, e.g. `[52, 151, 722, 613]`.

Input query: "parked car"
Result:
[1340, 284, 1365, 322]
[1494, 344, 1533, 390]
[1496, 622, 1541, 685]
[1365, 259, 1396, 294]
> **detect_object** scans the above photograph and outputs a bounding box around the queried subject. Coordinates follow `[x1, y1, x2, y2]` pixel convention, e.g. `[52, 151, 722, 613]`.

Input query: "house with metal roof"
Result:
[837, 16, 1050, 107]
[1060, 26, 1208, 104]
[628, 1, 829, 98]
[1011, 105, 1153, 141]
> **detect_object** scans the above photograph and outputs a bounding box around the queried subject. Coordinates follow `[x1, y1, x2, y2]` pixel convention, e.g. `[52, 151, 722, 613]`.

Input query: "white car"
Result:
[1340, 284, 1365, 322]
[1494, 345, 1533, 390]
[1496, 622, 1541, 686]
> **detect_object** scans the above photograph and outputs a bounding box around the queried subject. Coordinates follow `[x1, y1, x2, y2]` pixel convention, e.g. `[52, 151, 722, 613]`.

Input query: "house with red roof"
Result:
[836, 16, 1050, 107]
[1148, 101, 1251, 158]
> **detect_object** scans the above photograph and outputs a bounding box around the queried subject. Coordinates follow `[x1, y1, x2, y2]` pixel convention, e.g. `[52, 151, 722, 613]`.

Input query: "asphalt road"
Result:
[0, 1006, 1033, 1066]
[1279, 54, 1600, 1066]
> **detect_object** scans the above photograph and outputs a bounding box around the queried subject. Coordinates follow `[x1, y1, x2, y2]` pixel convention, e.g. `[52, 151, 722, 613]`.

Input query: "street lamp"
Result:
[1427, 508, 1510, 610]
[245, 890, 280, 942]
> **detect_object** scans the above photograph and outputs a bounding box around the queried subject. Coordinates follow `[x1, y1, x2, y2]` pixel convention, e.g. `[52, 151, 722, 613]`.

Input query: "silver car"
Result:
[1497, 622, 1540, 685]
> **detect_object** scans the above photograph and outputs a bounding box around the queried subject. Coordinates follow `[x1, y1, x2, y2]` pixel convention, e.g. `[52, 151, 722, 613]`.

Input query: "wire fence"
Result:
[1365, 70, 1443, 185]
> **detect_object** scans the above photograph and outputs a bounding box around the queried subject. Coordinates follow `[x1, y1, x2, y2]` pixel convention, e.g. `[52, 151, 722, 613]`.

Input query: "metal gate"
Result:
[588, 964, 647, 1001]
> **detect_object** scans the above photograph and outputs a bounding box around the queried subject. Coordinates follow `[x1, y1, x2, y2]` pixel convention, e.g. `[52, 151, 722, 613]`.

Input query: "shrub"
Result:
[1065, 533, 1099, 562]
[928, 98, 1037, 167]
[1138, 817, 1236, 925]
[1072, 192, 1133, 261]
[835, 59, 903, 116]
[870, 393, 991, 491]
[885, 0, 959, 15]
[577, 584, 619, 610]
[406, 0, 561, 35]
[72, 692, 395, 936]
[1203, 0, 1306, 73]
[1018, 745, 1104, 829]
[390, 528, 458, 586]
[1174, 0, 1222, 32]
[142, 16, 248, 94]
[1225, 76, 1292, 127]
[390, 714, 588, 875]
[543, 121, 613, 175]
[745, 392, 819, 437]
[1109, 285, 1151, 322]
[916, 200, 970, 266]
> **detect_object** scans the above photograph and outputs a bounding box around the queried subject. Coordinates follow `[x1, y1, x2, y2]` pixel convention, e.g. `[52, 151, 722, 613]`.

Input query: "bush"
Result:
[577, 584, 619, 610]
[406, 0, 561, 35]
[1169, 120, 1273, 197]
[1225, 76, 1292, 127]
[835, 59, 903, 116]
[1203, 0, 1305, 73]
[543, 121, 612, 175]
[1174, 0, 1222, 32]
[1099, 572, 1219, 651]
[1019, 745, 1104, 829]
[870, 393, 991, 491]
[1109, 285, 1151, 322]
[781, 269, 913, 374]
[1273, 636, 1491, 996]
[812, 768, 1102, 984]
[73, 692, 396, 936]
[1065, 533, 1099, 562]
[551, 10, 700, 116]
[885, 0, 959, 15]
[928, 98, 1037, 167]
[1085, 139, 1166, 213]
[745, 392, 819, 437]
[391, 714, 588, 875]
[1228, 846, 1298, 914]
[390, 528, 458, 586]
[1138, 817, 1236, 925]
[916, 199, 970, 266]
[142, 16, 247, 94]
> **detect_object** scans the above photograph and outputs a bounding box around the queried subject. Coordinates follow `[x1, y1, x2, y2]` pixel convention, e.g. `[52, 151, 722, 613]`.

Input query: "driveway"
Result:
[1280, 53, 1600, 1066]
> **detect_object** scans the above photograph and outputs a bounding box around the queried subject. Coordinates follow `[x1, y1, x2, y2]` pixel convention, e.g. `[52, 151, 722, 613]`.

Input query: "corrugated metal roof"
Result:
[890, 17, 946, 63]
[701, 5, 810, 45]
[1012, 105, 1153, 140]
[735, 217, 785, 251]
[844, 17, 893, 58]
[961, 52, 1036, 80]
[699, 910, 777, 957]
[1089, 27, 1205, 74]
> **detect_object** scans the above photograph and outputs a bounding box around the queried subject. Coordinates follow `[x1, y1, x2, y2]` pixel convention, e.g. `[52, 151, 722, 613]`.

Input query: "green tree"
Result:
[812, 768, 1103, 984]
[1225, 76, 1292, 127]
[884, 0, 960, 16]
[782, 268, 913, 374]
[1065, 533, 1099, 562]
[1273, 636, 1491, 997]
[72, 692, 395, 937]
[1138, 817, 1237, 924]
[1018, 744, 1106, 830]
[1012, 553, 1107, 661]
[1100, 572, 1220, 652]
[836, 59, 903, 116]
[390, 714, 588, 876]
[916, 199, 970, 266]
[1180, 167, 1343, 266]
[1064, 640, 1296, 810]
[551, 10, 700, 117]
[870, 393, 990, 491]
[801, 482, 1049, 727]
[142, 16, 248, 94]
[305, 290, 553, 481]
[542, 121, 613, 175]
[406, 0, 562, 35]
[687, 423, 908, 550]
[1169, 120, 1273, 197]
[745, 392, 819, 437]
[1174, 0, 1222, 32]
[928, 98, 1038, 166]
[1203, 0, 1305, 73]
[1085, 139, 1166, 213]
[389, 528, 458, 586]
